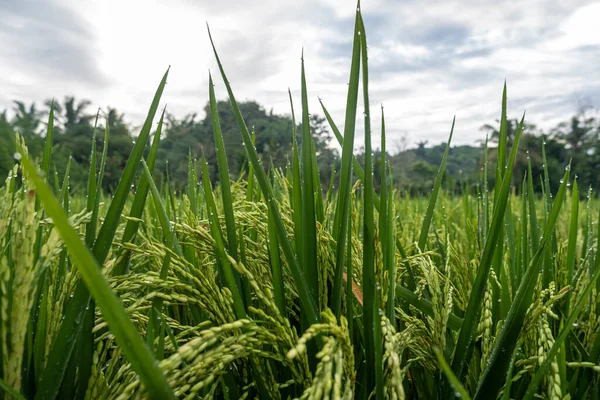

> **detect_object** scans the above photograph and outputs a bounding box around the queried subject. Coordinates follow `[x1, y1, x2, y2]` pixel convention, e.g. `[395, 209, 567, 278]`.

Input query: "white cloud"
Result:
[1, 0, 599, 149]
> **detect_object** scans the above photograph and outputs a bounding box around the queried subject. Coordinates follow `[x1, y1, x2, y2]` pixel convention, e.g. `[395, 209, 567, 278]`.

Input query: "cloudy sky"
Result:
[1, 0, 600, 150]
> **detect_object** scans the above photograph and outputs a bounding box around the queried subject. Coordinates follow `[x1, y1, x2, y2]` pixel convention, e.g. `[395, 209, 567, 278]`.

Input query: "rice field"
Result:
[2, 5, 600, 400]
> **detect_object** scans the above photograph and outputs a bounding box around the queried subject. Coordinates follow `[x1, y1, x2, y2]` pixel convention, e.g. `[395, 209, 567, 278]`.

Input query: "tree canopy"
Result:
[1, 96, 599, 196]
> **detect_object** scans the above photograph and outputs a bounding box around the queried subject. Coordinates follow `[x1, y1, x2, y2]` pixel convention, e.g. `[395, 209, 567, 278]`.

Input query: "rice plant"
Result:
[2, 4, 600, 400]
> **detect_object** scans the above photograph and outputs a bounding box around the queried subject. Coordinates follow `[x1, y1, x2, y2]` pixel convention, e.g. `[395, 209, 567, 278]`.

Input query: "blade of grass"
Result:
[187, 149, 198, 216]
[200, 154, 246, 319]
[311, 137, 325, 224]
[450, 113, 525, 383]
[289, 90, 303, 262]
[329, 2, 362, 319]
[0, 376, 26, 400]
[267, 202, 286, 317]
[474, 164, 570, 400]
[299, 53, 319, 312]
[319, 100, 380, 210]
[523, 225, 600, 400]
[94, 67, 169, 263]
[19, 151, 176, 400]
[574, 199, 600, 398]
[209, 72, 243, 293]
[113, 109, 165, 275]
[36, 68, 169, 400]
[565, 179, 579, 315]
[77, 120, 109, 399]
[141, 159, 182, 357]
[527, 157, 540, 252]
[84, 110, 100, 246]
[417, 118, 455, 251]
[208, 26, 320, 328]
[380, 106, 395, 322]
[358, 12, 383, 399]
[434, 347, 472, 400]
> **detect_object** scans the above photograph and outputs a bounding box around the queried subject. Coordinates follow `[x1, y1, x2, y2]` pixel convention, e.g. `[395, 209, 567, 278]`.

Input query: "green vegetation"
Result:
[2, 4, 600, 400]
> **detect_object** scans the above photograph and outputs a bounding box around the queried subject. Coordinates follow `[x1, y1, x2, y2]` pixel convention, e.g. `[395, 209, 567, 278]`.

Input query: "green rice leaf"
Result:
[201, 154, 246, 319]
[358, 12, 383, 398]
[19, 152, 176, 400]
[36, 68, 169, 400]
[434, 347, 472, 400]
[299, 52, 320, 312]
[451, 112, 524, 382]
[417, 117, 454, 251]
[208, 25, 320, 328]
[475, 163, 570, 399]
[329, 2, 361, 319]
[113, 109, 165, 275]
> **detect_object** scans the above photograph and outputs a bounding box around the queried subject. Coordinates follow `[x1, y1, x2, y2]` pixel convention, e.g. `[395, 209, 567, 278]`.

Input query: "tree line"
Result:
[1, 96, 599, 196]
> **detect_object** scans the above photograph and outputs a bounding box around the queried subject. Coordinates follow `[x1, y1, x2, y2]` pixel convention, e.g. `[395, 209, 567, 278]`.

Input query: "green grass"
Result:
[1, 4, 600, 400]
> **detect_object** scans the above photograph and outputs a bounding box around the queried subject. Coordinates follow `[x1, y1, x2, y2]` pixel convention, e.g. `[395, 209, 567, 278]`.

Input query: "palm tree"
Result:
[479, 118, 536, 146]
[552, 112, 597, 153]
[62, 96, 93, 137]
[12, 101, 41, 138]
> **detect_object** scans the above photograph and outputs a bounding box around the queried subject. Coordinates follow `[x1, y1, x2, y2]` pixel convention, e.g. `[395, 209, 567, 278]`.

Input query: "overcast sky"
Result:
[1, 0, 600, 150]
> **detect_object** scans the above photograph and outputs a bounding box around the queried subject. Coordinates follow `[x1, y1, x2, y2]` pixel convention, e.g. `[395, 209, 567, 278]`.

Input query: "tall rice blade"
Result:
[246, 130, 257, 204]
[289, 90, 303, 261]
[238, 227, 253, 308]
[142, 160, 183, 259]
[358, 13, 383, 398]
[417, 117, 454, 251]
[319, 99, 381, 210]
[380, 107, 396, 322]
[527, 157, 540, 252]
[565, 179, 579, 315]
[140, 159, 182, 356]
[19, 152, 176, 400]
[519, 175, 529, 282]
[85, 120, 109, 252]
[482, 135, 489, 241]
[474, 164, 570, 400]
[311, 137, 325, 224]
[36, 69, 169, 399]
[523, 215, 600, 400]
[299, 52, 319, 311]
[325, 158, 337, 209]
[0, 377, 26, 400]
[208, 26, 320, 327]
[209, 73, 238, 262]
[84, 110, 100, 246]
[329, 2, 361, 318]
[345, 209, 354, 340]
[540, 141, 554, 288]
[434, 347, 472, 400]
[267, 203, 286, 317]
[208, 73, 247, 303]
[27, 102, 59, 390]
[574, 198, 600, 398]
[113, 109, 165, 275]
[450, 113, 525, 382]
[201, 154, 246, 319]
[94, 67, 169, 263]
[58, 158, 71, 211]
[36, 100, 55, 213]
[57, 155, 95, 400]
[32, 153, 69, 389]
[187, 149, 198, 216]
